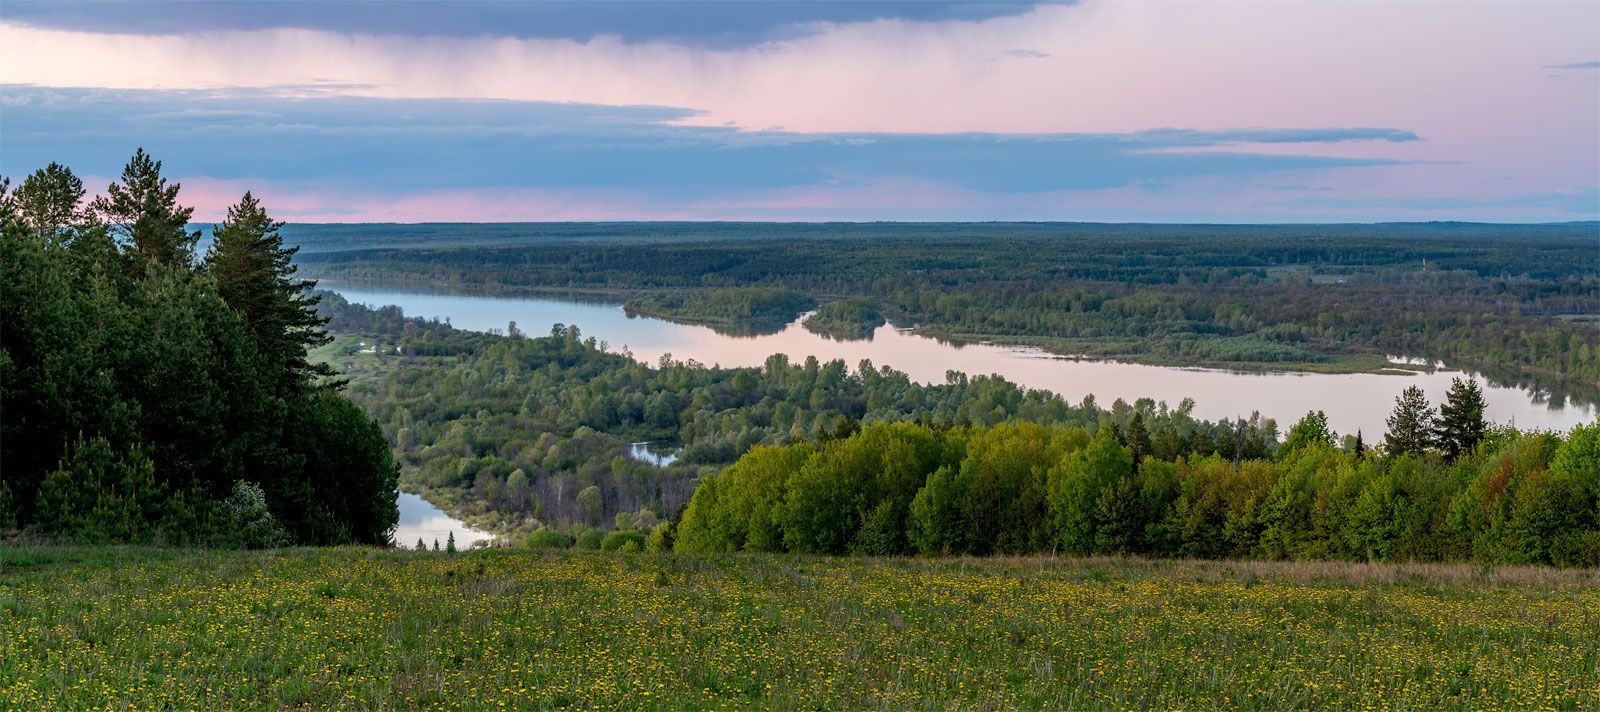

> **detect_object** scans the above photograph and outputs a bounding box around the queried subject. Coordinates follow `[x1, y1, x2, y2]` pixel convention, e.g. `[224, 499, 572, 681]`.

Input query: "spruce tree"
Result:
[1126, 411, 1152, 464]
[94, 148, 198, 267]
[1435, 377, 1487, 460]
[1385, 385, 1434, 456]
[206, 192, 334, 390]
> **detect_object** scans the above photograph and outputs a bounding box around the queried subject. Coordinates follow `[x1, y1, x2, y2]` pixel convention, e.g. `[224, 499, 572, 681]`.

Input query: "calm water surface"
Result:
[393, 492, 494, 549]
[337, 287, 1594, 442]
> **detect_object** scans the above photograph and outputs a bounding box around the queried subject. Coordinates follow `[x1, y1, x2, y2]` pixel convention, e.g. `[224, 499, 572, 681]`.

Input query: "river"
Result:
[335, 286, 1593, 446]
[393, 492, 494, 549]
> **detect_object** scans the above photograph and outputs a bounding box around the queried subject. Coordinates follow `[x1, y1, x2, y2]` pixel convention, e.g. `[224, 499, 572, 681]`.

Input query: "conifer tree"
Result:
[206, 192, 333, 390]
[94, 148, 198, 267]
[0, 177, 15, 224]
[1126, 411, 1152, 464]
[1434, 377, 1487, 460]
[1385, 385, 1434, 456]
[1280, 410, 1335, 458]
[14, 163, 85, 243]
[446, 531, 457, 553]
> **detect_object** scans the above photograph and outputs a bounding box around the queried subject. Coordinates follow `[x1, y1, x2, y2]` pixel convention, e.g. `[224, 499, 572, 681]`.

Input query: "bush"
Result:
[646, 521, 675, 553]
[575, 527, 605, 550]
[220, 481, 288, 549]
[524, 528, 574, 549]
[600, 530, 647, 552]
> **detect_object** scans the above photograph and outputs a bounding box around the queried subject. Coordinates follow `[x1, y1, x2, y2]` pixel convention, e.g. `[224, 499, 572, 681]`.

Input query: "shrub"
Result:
[575, 528, 605, 550]
[600, 530, 647, 552]
[524, 528, 574, 549]
[220, 481, 288, 549]
[646, 521, 675, 553]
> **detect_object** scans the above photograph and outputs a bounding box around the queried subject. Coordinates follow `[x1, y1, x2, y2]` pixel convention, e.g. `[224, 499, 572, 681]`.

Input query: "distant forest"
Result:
[295, 222, 1600, 400]
[318, 293, 1278, 537]
[319, 294, 1599, 566]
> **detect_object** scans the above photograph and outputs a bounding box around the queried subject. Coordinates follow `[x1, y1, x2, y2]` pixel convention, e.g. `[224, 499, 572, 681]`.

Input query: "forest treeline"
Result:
[0, 153, 398, 546]
[675, 415, 1600, 567]
[323, 290, 1599, 566]
[319, 294, 1278, 536]
[298, 224, 1600, 397]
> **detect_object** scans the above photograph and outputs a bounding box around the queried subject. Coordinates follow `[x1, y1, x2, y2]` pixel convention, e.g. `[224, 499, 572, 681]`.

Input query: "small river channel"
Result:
[393, 492, 494, 549]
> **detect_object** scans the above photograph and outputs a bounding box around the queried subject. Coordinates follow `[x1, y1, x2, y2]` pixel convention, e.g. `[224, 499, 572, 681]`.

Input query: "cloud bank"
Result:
[0, 0, 1594, 222]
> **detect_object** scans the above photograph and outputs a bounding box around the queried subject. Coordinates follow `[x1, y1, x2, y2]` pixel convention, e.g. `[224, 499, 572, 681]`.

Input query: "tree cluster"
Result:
[0, 152, 398, 546]
[320, 295, 1276, 536]
[677, 418, 1600, 567]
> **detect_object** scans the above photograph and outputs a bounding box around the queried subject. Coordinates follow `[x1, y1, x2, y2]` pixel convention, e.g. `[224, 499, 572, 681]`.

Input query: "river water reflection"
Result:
[393, 492, 494, 549]
[336, 287, 1594, 443]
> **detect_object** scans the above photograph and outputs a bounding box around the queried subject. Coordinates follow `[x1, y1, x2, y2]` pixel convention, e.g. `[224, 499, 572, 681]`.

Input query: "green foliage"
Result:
[92, 148, 198, 267]
[803, 297, 886, 340]
[13, 162, 85, 241]
[575, 528, 605, 550]
[322, 295, 1268, 538]
[645, 521, 675, 553]
[907, 466, 968, 556]
[600, 530, 647, 552]
[1435, 377, 1487, 460]
[1279, 410, 1335, 458]
[7, 547, 1597, 709]
[676, 443, 814, 553]
[524, 528, 575, 549]
[219, 481, 289, 549]
[205, 191, 334, 390]
[0, 153, 397, 546]
[1050, 425, 1133, 554]
[36, 437, 166, 544]
[624, 287, 815, 335]
[1385, 386, 1434, 456]
[690, 418, 1600, 566]
[297, 222, 1600, 394]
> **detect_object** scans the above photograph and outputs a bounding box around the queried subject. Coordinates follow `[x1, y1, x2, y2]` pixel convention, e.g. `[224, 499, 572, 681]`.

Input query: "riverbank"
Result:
[3, 546, 1595, 710]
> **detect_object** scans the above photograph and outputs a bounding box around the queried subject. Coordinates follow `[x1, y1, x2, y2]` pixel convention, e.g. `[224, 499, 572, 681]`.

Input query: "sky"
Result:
[1, 0, 1597, 223]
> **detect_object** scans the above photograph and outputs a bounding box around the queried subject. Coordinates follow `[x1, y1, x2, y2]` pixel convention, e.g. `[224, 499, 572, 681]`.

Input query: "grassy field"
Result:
[2, 547, 1596, 710]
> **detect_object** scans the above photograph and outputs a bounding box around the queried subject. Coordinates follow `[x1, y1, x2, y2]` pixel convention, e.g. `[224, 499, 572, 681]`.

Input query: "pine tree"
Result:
[206, 192, 334, 390]
[0, 177, 15, 224]
[1352, 430, 1366, 459]
[416, 538, 426, 551]
[14, 163, 85, 243]
[1385, 385, 1434, 456]
[446, 531, 457, 553]
[1435, 377, 1487, 460]
[94, 148, 198, 267]
[1280, 410, 1335, 458]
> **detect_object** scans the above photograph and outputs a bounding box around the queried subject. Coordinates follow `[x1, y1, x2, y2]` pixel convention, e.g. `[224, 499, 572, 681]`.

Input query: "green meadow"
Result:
[3, 546, 1596, 710]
